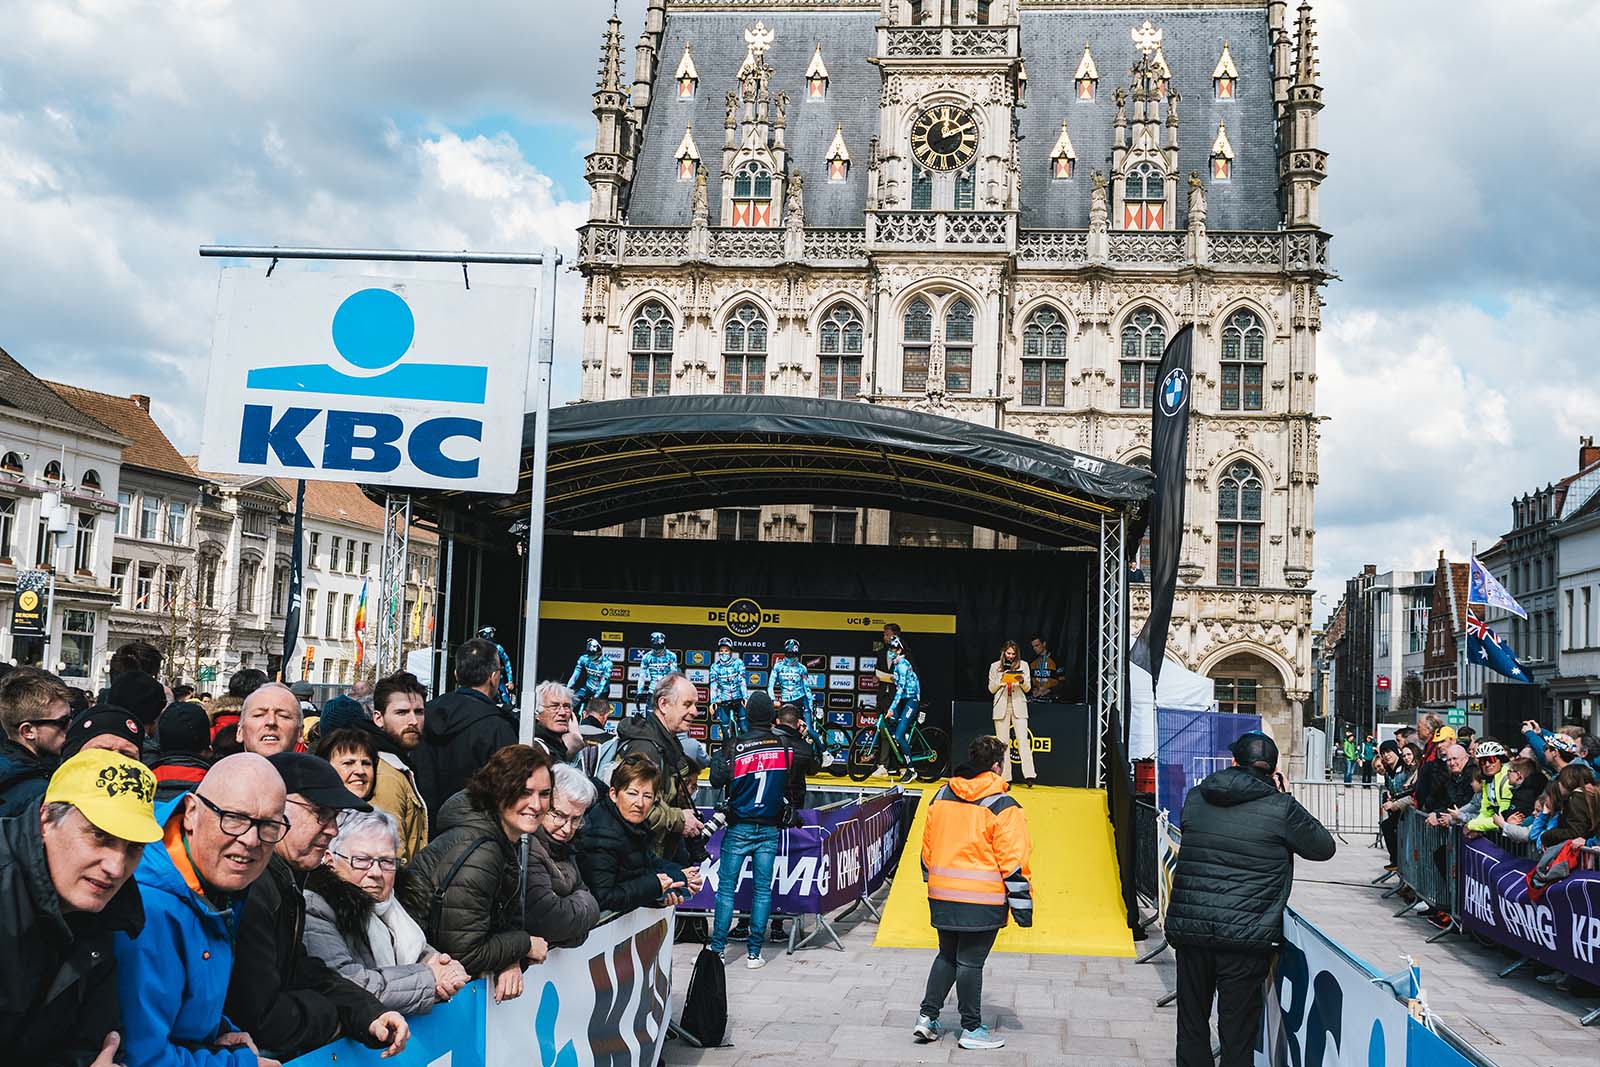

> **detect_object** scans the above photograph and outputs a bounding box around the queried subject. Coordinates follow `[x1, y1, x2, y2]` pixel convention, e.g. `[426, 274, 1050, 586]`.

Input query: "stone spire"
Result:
[1282, 0, 1326, 228]
[1294, 0, 1319, 86]
[1268, 1, 1293, 113]
[584, 7, 632, 224]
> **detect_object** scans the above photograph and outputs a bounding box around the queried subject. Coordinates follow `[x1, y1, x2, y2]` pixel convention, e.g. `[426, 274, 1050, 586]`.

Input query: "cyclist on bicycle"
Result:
[567, 637, 614, 716]
[885, 636, 922, 782]
[635, 631, 679, 716]
[768, 639, 817, 736]
[708, 635, 749, 738]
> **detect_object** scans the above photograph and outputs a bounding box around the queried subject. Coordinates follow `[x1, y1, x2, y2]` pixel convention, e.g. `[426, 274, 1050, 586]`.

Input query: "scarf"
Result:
[368, 893, 429, 968]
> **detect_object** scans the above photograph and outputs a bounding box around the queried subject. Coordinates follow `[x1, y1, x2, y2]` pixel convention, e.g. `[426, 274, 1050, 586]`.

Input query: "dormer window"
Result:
[1213, 40, 1238, 101]
[675, 125, 700, 182]
[675, 43, 699, 99]
[825, 125, 851, 183]
[1049, 121, 1075, 180]
[806, 45, 829, 100]
[1211, 120, 1235, 182]
[1123, 161, 1165, 229]
[1074, 44, 1098, 101]
[732, 161, 774, 227]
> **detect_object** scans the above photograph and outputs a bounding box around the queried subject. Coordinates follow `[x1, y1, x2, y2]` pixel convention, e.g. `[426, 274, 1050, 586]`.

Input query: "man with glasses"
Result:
[225, 753, 409, 1062]
[114, 752, 289, 1066]
[531, 680, 583, 763]
[0, 667, 73, 817]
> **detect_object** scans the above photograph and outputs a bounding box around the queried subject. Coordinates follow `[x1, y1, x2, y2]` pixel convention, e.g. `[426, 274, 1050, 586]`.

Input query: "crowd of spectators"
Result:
[0, 637, 743, 1066]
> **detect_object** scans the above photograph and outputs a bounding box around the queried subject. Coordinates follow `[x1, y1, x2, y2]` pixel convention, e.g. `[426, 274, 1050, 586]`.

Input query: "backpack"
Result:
[676, 947, 728, 1048]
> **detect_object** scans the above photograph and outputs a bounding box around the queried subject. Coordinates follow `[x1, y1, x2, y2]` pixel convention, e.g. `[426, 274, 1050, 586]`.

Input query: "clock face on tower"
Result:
[910, 104, 979, 172]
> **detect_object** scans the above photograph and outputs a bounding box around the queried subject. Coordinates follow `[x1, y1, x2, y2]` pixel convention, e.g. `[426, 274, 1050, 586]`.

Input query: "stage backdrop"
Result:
[538, 591, 954, 763]
[513, 537, 1095, 712]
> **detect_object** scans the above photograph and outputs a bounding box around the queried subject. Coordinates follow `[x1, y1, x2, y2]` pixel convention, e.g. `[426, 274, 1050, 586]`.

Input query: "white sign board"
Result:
[200, 271, 534, 492]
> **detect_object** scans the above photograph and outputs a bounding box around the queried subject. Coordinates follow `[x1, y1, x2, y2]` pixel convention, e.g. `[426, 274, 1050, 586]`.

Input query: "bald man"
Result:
[238, 683, 302, 758]
[114, 753, 291, 1066]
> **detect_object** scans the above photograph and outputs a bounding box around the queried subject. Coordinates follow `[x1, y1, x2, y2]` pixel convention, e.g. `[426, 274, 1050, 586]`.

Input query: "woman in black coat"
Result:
[399, 743, 551, 1004]
[576, 755, 697, 913]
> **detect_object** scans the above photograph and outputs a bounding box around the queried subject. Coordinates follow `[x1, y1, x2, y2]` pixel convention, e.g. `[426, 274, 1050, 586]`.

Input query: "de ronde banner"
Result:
[200, 271, 534, 493]
[1458, 836, 1600, 986]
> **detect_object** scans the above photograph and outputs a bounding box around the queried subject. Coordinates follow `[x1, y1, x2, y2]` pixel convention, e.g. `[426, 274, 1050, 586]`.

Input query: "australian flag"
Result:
[1466, 610, 1530, 682]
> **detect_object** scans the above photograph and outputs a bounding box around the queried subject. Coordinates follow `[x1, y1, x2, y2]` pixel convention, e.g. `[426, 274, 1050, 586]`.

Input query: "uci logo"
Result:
[723, 597, 765, 638]
[237, 288, 487, 479]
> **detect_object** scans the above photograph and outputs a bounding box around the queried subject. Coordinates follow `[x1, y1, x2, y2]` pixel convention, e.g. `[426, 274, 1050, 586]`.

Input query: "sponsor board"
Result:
[743, 652, 769, 669]
[826, 692, 856, 710]
[1457, 836, 1600, 986]
[684, 649, 712, 667]
[828, 674, 855, 690]
[830, 655, 856, 671]
[685, 667, 709, 684]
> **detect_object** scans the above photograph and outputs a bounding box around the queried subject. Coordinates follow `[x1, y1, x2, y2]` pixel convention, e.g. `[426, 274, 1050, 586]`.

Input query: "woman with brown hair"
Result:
[986, 640, 1033, 786]
[317, 727, 379, 802]
[1538, 763, 1598, 848]
[399, 743, 553, 1003]
[575, 754, 701, 913]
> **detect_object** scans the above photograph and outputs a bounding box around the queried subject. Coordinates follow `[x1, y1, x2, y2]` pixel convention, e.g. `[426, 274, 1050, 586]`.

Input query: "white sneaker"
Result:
[958, 1026, 1005, 1050]
[1412, 901, 1432, 914]
[820, 752, 835, 768]
[870, 765, 891, 779]
[912, 1015, 943, 1043]
[745, 954, 767, 970]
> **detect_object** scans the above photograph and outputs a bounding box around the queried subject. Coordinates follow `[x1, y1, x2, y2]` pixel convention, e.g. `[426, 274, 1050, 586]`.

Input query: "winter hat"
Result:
[108, 670, 168, 726]
[63, 706, 145, 759]
[744, 691, 776, 729]
[158, 701, 212, 756]
[1378, 739, 1399, 756]
[319, 695, 367, 735]
[1548, 733, 1580, 757]
[1229, 730, 1279, 774]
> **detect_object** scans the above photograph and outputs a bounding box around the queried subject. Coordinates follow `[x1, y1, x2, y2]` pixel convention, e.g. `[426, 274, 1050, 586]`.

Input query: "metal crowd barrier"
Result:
[1394, 808, 1459, 936]
[1134, 799, 1160, 903]
[1287, 779, 1383, 840]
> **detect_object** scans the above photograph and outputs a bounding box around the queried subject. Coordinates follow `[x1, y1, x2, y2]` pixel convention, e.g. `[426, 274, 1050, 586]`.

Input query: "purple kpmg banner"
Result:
[682, 789, 908, 914]
[1155, 708, 1262, 816]
[1457, 836, 1600, 986]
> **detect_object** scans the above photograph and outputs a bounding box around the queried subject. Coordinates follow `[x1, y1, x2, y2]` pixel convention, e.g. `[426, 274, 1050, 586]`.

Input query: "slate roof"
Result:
[46, 382, 204, 483]
[0, 346, 119, 438]
[628, 5, 1282, 231]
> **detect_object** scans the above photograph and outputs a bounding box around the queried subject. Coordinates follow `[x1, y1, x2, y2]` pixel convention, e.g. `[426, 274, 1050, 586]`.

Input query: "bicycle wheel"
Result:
[915, 727, 951, 782]
[848, 727, 881, 782]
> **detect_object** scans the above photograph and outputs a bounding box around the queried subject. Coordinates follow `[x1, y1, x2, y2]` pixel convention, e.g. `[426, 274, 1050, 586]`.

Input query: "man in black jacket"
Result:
[0, 749, 163, 1067]
[1166, 732, 1334, 1067]
[414, 638, 517, 824]
[224, 753, 409, 1061]
[0, 667, 73, 818]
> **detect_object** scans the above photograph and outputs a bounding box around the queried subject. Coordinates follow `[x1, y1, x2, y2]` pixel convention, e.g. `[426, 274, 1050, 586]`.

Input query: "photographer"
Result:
[707, 693, 818, 970]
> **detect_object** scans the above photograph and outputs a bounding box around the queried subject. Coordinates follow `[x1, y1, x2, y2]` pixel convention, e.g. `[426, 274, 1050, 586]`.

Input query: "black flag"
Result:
[1130, 324, 1194, 690]
[280, 479, 306, 680]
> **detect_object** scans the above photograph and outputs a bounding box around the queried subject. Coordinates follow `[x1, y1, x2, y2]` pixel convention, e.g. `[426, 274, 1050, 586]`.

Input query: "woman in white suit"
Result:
[987, 640, 1034, 786]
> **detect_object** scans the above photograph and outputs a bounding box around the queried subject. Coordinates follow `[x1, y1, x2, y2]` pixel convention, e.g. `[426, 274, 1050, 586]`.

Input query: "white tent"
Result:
[1128, 658, 1217, 759]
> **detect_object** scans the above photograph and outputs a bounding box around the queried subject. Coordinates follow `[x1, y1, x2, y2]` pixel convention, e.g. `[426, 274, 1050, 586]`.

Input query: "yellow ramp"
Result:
[872, 784, 1134, 958]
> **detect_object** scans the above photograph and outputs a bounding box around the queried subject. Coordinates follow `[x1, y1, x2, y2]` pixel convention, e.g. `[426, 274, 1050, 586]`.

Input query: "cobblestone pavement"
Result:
[664, 824, 1598, 1066]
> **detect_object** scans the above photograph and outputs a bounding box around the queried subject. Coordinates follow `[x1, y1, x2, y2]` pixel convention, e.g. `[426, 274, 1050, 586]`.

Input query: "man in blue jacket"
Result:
[114, 753, 289, 1067]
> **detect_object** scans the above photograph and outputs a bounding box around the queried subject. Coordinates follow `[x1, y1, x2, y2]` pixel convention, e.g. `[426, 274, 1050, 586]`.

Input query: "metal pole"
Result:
[42, 536, 57, 670]
[199, 245, 560, 266]
[437, 530, 455, 699]
[516, 247, 560, 748]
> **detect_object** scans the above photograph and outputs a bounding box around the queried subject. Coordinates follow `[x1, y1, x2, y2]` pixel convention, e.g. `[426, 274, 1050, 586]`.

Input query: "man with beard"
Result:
[236, 683, 301, 758]
[365, 673, 430, 861]
[223, 753, 408, 1062]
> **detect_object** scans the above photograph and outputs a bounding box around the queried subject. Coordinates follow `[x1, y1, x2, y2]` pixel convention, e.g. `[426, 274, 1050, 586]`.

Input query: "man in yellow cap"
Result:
[0, 748, 163, 1067]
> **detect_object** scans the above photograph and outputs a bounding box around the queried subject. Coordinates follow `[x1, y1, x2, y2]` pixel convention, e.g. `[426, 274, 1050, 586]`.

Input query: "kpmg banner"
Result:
[1256, 909, 1409, 1067]
[200, 272, 534, 492]
[287, 907, 673, 1067]
[682, 790, 907, 914]
[1458, 835, 1600, 986]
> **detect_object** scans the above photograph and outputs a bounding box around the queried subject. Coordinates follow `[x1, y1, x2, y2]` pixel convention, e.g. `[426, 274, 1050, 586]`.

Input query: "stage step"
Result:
[872, 784, 1135, 958]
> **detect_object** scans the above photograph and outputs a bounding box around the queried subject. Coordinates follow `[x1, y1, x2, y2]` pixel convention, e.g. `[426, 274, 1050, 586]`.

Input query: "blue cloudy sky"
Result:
[2, 1, 1595, 621]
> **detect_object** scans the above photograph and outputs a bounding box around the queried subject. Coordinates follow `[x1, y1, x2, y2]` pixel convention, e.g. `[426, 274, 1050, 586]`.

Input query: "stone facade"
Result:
[577, 0, 1329, 755]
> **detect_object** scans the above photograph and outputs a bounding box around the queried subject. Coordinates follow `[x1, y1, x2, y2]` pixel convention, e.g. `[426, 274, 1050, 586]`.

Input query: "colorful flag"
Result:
[353, 579, 368, 670]
[1466, 610, 1529, 682]
[1468, 556, 1528, 619]
[280, 480, 305, 679]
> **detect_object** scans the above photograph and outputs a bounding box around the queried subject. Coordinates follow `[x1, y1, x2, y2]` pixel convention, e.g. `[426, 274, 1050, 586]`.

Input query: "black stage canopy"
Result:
[404, 395, 1152, 547]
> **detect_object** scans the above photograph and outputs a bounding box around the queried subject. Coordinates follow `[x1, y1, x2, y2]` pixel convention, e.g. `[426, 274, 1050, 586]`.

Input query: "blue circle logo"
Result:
[1159, 367, 1189, 417]
[331, 288, 414, 370]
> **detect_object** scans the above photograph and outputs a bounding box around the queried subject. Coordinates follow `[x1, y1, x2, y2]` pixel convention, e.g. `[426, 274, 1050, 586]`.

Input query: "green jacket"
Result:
[1342, 738, 1357, 760]
[1467, 767, 1514, 832]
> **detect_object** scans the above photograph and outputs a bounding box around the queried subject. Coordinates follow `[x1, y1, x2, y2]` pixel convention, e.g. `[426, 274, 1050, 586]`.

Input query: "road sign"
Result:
[1446, 708, 1466, 726]
[1376, 676, 1390, 691]
[198, 665, 217, 683]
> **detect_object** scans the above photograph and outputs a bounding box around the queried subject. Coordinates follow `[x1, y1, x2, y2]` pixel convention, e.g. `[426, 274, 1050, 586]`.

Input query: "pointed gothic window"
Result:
[1021, 307, 1069, 407]
[1211, 121, 1235, 182]
[1119, 307, 1165, 409]
[944, 299, 974, 394]
[911, 166, 933, 210]
[1074, 44, 1098, 100]
[675, 126, 699, 182]
[629, 301, 674, 397]
[1217, 461, 1264, 587]
[977, 0, 993, 24]
[902, 299, 932, 392]
[1213, 41, 1238, 101]
[1220, 309, 1266, 411]
[818, 303, 864, 400]
[676, 44, 699, 99]
[909, 0, 930, 25]
[722, 302, 768, 395]
[825, 126, 851, 183]
[1124, 161, 1165, 230]
[1050, 121, 1075, 180]
[806, 45, 829, 99]
[732, 162, 774, 227]
[954, 164, 976, 211]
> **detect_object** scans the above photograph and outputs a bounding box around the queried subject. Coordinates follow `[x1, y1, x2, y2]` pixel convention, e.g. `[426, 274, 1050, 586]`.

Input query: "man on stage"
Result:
[567, 638, 614, 718]
[708, 636, 749, 739]
[635, 632, 679, 717]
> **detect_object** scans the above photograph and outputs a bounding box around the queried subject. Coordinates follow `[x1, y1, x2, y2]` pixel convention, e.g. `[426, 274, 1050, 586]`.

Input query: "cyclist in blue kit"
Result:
[708, 635, 749, 736]
[567, 638, 614, 715]
[768, 638, 815, 727]
[885, 636, 923, 782]
[635, 631, 679, 716]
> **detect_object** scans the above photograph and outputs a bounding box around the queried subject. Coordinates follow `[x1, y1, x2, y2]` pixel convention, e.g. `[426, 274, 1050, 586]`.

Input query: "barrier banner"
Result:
[1154, 809, 1178, 926]
[1255, 909, 1409, 1067]
[488, 906, 673, 1067]
[286, 979, 487, 1066]
[682, 790, 906, 914]
[1457, 835, 1600, 986]
[1406, 1018, 1479, 1067]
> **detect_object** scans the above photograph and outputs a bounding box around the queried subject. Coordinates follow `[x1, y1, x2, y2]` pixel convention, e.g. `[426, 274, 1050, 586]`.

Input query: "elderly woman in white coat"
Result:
[987, 639, 1034, 786]
[303, 809, 471, 1014]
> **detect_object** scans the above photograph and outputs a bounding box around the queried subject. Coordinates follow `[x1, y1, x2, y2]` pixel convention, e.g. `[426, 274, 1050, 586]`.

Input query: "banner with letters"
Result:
[1457, 835, 1600, 986]
[9, 568, 48, 637]
[680, 790, 909, 914]
[200, 272, 534, 492]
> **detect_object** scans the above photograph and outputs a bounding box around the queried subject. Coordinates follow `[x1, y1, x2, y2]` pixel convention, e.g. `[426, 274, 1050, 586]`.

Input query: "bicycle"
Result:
[847, 704, 949, 783]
